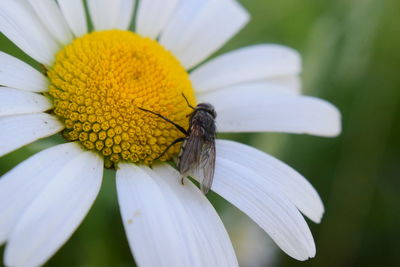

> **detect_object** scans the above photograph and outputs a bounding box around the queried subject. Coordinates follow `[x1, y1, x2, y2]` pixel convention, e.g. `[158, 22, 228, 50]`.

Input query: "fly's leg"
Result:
[138, 107, 188, 135]
[155, 137, 185, 161]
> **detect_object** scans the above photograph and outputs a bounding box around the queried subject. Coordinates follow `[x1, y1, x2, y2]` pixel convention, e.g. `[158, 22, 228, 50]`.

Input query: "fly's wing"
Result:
[198, 140, 216, 194]
[177, 124, 216, 194]
[177, 125, 203, 175]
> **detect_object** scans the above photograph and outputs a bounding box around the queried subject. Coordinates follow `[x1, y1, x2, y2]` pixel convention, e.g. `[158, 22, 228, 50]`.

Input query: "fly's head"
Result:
[195, 103, 217, 119]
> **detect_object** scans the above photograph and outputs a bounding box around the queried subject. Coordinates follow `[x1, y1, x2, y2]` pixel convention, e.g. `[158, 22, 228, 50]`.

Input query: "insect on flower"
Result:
[139, 94, 217, 194]
[0, 0, 342, 265]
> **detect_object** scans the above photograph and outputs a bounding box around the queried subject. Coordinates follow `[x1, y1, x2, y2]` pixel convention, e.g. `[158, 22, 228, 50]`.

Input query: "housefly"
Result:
[138, 94, 216, 194]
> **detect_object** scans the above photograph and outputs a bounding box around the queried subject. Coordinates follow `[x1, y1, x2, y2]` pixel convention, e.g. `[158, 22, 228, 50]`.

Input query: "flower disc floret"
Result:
[48, 30, 195, 167]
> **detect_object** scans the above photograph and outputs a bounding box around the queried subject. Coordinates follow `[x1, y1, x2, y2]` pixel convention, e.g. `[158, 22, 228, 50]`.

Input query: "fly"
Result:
[138, 94, 217, 194]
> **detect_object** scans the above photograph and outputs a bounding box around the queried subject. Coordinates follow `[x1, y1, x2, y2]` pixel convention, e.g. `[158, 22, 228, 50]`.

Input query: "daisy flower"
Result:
[0, 0, 341, 266]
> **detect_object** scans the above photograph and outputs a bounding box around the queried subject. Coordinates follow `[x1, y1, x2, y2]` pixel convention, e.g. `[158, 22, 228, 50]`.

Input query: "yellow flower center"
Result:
[48, 30, 196, 168]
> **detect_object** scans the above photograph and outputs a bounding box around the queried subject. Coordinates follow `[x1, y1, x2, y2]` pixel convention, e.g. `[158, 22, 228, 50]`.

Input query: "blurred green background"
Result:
[1, 0, 399, 266]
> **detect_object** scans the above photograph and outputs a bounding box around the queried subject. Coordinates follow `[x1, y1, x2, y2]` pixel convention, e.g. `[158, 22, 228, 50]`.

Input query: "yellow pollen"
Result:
[48, 30, 196, 167]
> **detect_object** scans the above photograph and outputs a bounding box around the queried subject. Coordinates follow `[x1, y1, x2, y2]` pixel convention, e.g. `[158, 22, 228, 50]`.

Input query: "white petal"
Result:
[57, 0, 88, 37]
[0, 113, 64, 157]
[27, 0, 73, 45]
[199, 90, 341, 137]
[196, 157, 316, 260]
[0, 142, 84, 244]
[116, 164, 189, 267]
[115, 0, 136, 30]
[136, 0, 179, 39]
[159, 0, 249, 69]
[0, 87, 52, 117]
[196, 80, 300, 103]
[217, 140, 324, 223]
[87, 0, 117, 30]
[4, 149, 103, 267]
[116, 164, 237, 267]
[191, 45, 301, 93]
[0, 0, 60, 65]
[88, 0, 135, 31]
[267, 76, 302, 94]
[147, 165, 238, 267]
[0, 52, 48, 92]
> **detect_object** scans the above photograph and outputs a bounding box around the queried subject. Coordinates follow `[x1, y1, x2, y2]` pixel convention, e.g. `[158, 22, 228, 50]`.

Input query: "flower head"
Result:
[0, 0, 341, 266]
[49, 29, 196, 166]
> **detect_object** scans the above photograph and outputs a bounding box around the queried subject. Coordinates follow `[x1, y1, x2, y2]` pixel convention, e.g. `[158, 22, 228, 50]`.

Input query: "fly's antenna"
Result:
[182, 93, 195, 109]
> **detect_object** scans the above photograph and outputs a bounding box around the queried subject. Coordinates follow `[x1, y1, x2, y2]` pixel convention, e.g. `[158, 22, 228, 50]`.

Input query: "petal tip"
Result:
[322, 104, 342, 137]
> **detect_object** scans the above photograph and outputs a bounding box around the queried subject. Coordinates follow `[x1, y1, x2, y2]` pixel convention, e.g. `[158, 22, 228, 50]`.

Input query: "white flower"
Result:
[0, 0, 341, 266]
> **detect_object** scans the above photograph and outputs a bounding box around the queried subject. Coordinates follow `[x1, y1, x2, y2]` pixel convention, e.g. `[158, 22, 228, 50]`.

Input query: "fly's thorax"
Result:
[190, 109, 217, 139]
